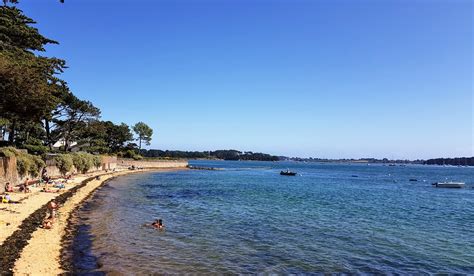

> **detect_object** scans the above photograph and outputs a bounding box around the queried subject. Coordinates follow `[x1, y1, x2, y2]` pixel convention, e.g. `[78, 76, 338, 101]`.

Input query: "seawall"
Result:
[117, 158, 188, 169]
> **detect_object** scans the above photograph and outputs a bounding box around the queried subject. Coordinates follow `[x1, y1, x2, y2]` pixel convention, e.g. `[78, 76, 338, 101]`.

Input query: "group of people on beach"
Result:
[3, 179, 31, 194]
[2, 172, 68, 198]
[1, 167, 69, 229]
[1, 180, 29, 204]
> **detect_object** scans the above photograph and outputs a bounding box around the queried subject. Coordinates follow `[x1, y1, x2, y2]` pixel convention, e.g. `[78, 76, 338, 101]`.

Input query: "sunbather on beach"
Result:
[41, 187, 57, 193]
[4, 182, 14, 193]
[19, 178, 31, 193]
[1, 193, 20, 204]
[53, 183, 65, 189]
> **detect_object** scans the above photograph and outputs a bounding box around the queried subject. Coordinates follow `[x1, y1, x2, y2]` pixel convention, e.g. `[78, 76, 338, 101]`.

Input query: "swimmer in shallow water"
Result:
[151, 219, 165, 230]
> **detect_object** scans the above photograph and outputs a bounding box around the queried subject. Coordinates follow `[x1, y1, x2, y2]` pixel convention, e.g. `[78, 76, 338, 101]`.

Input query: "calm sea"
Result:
[68, 161, 474, 274]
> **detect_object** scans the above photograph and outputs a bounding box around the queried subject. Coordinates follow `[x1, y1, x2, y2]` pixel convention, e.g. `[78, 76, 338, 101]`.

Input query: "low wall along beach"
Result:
[0, 156, 18, 192]
[117, 158, 188, 169]
[0, 156, 187, 193]
[0, 155, 119, 193]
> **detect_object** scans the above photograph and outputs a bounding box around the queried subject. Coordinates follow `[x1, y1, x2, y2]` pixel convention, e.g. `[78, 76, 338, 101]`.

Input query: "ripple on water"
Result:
[69, 162, 474, 274]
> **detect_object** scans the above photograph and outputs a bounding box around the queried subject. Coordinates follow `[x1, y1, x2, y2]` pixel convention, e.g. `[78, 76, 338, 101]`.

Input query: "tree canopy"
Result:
[133, 122, 153, 150]
[0, 5, 153, 156]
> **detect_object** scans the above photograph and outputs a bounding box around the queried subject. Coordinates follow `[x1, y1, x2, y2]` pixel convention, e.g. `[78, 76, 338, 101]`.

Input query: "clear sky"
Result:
[17, 0, 473, 159]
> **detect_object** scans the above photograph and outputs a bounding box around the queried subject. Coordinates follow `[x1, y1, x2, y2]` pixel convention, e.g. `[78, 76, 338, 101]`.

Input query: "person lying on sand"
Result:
[53, 183, 65, 189]
[19, 179, 31, 193]
[41, 187, 59, 193]
[1, 193, 20, 204]
[4, 182, 14, 193]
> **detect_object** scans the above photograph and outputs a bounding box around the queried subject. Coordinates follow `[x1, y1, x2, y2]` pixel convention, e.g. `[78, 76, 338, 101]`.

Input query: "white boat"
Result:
[432, 181, 465, 188]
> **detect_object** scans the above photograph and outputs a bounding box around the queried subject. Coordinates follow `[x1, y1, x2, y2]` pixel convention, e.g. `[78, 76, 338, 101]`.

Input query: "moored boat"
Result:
[280, 170, 297, 176]
[432, 181, 465, 188]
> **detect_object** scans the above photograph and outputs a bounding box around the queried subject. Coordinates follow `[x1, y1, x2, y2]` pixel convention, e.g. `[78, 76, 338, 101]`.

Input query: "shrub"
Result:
[55, 154, 73, 176]
[133, 154, 143, 160]
[30, 155, 45, 177]
[93, 155, 102, 168]
[122, 150, 142, 160]
[0, 147, 45, 177]
[72, 152, 94, 174]
[0, 147, 19, 158]
[16, 154, 32, 176]
[122, 150, 136, 159]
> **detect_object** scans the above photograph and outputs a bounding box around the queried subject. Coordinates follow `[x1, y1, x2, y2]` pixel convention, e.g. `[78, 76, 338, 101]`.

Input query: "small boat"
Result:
[409, 178, 418, 182]
[280, 169, 297, 176]
[432, 181, 465, 188]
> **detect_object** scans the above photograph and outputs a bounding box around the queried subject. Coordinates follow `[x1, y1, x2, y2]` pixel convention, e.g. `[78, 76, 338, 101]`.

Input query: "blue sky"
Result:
[18, 0, 472, 159]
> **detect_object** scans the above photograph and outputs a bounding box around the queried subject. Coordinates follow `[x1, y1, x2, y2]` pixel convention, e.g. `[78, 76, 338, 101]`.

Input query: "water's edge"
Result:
[59, 162, 474, 274]
[60, 179, 112, 273]
[60, 170, 181, 274]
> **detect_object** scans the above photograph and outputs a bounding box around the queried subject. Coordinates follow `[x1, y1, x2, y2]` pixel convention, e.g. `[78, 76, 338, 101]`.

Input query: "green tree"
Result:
[77, 121, 133, 153]
[0, 6, 66, 145]
[52, 92, 100, 151]
[106, 122, 133, 152]
[132, 122, 153, 150]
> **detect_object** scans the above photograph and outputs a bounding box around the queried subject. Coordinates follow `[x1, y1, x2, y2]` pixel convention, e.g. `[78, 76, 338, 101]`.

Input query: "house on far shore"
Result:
[52, 138, 88, 152]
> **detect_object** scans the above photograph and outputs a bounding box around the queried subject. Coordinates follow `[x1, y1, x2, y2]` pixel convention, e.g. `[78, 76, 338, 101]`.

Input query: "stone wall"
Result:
[1, 155, 118, 192]
[43, 155, 118, 176]
[0, 156, 19, 193]
[117, 158, 188, 169]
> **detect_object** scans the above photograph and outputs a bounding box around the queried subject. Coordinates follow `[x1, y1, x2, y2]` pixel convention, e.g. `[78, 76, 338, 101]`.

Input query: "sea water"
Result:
[69, 161, 474, 274]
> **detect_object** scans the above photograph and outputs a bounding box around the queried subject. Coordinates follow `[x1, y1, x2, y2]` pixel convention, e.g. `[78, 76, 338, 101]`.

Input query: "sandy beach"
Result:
[0, 168, 182, 275]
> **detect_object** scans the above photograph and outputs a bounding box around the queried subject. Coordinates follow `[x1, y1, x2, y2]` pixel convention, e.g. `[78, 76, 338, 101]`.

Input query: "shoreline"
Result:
[0, 168, 185, 275]
[59, 168, 186, 273]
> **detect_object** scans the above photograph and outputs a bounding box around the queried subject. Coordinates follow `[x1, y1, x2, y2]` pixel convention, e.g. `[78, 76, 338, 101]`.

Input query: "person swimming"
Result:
[151, 219, 164, 230]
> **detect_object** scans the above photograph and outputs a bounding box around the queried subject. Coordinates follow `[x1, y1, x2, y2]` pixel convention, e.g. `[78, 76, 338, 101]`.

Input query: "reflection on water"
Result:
[70, 161, 474, 274]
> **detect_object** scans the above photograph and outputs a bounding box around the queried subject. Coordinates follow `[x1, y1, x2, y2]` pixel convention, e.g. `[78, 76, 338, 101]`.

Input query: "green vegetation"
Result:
[71, 152, 94, 174]
[425, 157, 473, 166]
[140, 149, 280, 161]
[118, 150, 143, 160]
[92, 155, 102, 169]
[0, 147, 17, 158]
[54, 154, 73, 176]
[0, 4, 153, 159]
[0, 147, 45, 176]
[133, 122, 153, 150]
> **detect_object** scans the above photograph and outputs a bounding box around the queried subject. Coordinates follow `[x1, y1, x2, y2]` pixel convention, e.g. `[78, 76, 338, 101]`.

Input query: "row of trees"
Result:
[424, 157, 474, 166]
[0, 4, 153, 155]
[140, 149, 280, 161]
